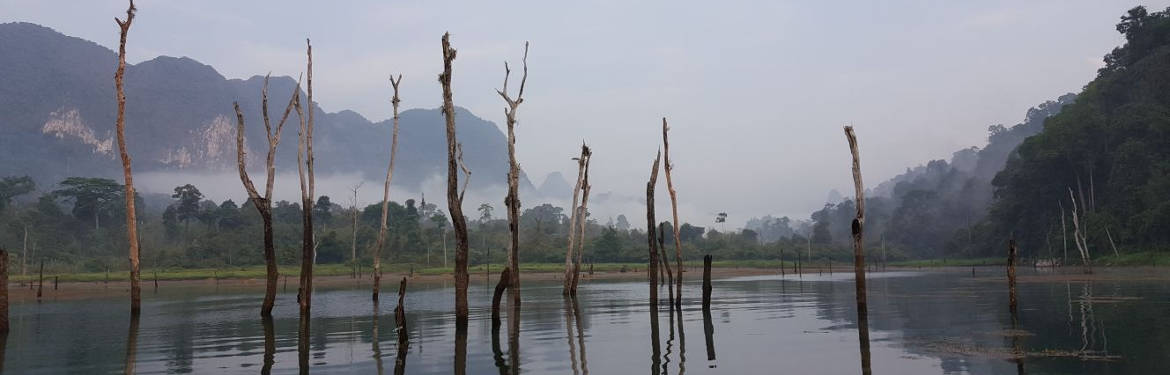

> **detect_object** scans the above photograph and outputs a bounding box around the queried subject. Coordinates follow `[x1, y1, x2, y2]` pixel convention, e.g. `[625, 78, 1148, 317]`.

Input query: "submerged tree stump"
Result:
[491, 267, 511, 330]
[0, 248, 8, 334]
[37, 260, 43, 301]
[395, 277, 408, 341]
[702, 255, 713, 310]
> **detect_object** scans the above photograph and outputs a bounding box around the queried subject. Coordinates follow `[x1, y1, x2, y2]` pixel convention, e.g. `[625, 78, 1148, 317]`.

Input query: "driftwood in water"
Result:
[844, 126, 872, 375]
[233, 72, 299, 317]
[293, 39, 318, 316]
[113, 0, 142, 316]
[0, 248, 7, 333]
[439, 32, 472, 319]
[661, 119, 685, 308]
[373, 75, 403, 302]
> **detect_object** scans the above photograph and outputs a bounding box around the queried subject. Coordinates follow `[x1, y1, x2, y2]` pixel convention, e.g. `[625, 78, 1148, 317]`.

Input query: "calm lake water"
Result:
[4, 268, 1169, 374]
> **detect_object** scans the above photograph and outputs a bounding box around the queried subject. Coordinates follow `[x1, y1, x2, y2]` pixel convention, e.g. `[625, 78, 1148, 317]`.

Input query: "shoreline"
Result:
[9, 265, 1169, 304]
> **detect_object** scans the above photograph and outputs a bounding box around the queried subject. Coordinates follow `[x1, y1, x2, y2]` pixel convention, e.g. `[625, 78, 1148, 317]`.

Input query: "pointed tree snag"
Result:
[843, 126, 872, 375]
[496, 42, 528, 307]
[113, 0, 142, 316]
[570, 147, 593, 295]
[438, 32, 471, 318]
[293, 38, 318, 315]
[646, 152, 662, 312]
[661, 118, 684, 307]
[235, 74, 299, 317]
[564, 144, 589, 296]
[373, 74, 404, 302]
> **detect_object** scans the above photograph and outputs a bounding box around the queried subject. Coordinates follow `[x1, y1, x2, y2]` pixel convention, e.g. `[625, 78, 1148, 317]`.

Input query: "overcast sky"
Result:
[5, 0, 1166, 227]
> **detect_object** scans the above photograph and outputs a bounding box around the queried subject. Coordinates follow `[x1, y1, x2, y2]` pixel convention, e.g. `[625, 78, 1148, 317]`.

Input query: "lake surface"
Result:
[4, 268, 1169, 374]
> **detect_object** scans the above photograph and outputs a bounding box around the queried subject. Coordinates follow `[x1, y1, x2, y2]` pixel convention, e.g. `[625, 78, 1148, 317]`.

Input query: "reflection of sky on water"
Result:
[4, 269, 1167, 374]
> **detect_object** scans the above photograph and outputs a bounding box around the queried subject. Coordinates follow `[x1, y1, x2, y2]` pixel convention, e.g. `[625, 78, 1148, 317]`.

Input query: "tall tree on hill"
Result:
[113, 0, 142, 316]
[172, 184, 203, 231]
[234, 73, 299, 317]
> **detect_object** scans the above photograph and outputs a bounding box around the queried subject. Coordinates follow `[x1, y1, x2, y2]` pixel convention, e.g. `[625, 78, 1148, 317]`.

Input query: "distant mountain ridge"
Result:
[0, 22, 535, 193]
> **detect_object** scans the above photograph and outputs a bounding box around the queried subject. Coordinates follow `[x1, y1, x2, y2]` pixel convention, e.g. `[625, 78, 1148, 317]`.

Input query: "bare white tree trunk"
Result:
[373, 75, 403, 301]
[1068, 188, 1091, 273]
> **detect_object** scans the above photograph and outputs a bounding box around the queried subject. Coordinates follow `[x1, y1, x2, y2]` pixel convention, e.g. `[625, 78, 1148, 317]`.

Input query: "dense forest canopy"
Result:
[984, 6, 1170, 260]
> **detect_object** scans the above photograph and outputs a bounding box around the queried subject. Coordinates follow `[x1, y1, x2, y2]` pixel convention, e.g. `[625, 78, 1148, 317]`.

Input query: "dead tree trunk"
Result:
[395, 277, 408, 337]
[571, 149, 593, 295]
[374, 75, 404, 301]
[844, 126, 871, 375]
[497, 43, 528, 308]
[293, 39, 318, 316]
[646, 152, 662, 313]
[701, 255, 712, 310]
[702, 254, 716, 363]
[492, 267, 511, 330]
[659, 223, 675, 307]
[1068, 188, 1092, 274]
[661, 118, 685, 308]
[234, 73, 299, 317]
[37, 260, 43, 302]
[21, 227, 27, 277]
[350, 183, 361, 279]
[113, 0, 141, 316]
[564, 145, 590, 295]
[1007, 239, 1019, 319]
[0, 248, 7, 334]
[1104, 227, 1119, 257]
[439, 33, 472, 319]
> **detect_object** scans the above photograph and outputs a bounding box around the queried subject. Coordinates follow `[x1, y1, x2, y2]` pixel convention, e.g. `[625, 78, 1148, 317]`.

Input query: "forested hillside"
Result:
[983, 6, 1170, 261]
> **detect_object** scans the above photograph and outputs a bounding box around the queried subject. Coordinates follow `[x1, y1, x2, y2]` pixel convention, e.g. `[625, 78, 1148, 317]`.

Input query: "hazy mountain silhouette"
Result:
[0, 22, 533, 192]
